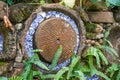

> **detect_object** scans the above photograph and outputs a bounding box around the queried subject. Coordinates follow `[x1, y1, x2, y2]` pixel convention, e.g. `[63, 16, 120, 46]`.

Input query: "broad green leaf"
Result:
[54, 67, 69, 80]
[50, 45, 62, 70]
[60, 0, 76, 8]
[106, 0, 120, 6]
[0, 77, 8, 80]
[67, 56, 80, 79]
[7, 0, 13, 5]
[75, 70, 85, 80]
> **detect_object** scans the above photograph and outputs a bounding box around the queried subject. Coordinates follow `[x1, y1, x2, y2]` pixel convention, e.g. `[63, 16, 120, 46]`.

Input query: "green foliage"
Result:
[40, 0, 46, 5]
[50, 45, 62, 70]
[0, 61, 7, 66]
[87, 46, 108, 68]
[9, 76, 25, 80]
[90, 0, 102, 3]
[85, 47, 110, 79]
[54, 55, 85, 80]
[106, 0, 120, 6]
[59, 0, 76, 8]
[67, 55, 80, 79]
[90, 0, 120, 7]
[0, 77, 8, 80]
[116, 70, 120, 80]
[54, 67, 69, 80]
[2, 0, 12, 5]
[105, 63, 120, 80]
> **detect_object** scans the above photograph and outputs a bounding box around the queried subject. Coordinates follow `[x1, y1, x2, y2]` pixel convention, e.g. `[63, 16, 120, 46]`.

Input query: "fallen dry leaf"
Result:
[3, 15, 14, 31]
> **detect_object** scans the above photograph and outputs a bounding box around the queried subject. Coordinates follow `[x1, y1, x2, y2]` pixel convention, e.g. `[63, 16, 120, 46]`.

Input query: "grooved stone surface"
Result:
[88, 12, 115, 23]
[35, 18, 77, 63]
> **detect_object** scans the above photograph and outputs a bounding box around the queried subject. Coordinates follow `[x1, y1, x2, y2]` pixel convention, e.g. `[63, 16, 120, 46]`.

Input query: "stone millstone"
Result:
[35, 18, 77, 63]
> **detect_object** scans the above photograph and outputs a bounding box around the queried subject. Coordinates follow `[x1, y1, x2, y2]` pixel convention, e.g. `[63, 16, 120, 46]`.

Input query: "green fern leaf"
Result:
[8, 76, 25, 80]
[117, 69, 120, 80]
[75, 70, 85, 80]
[67, 56, 80, 79]
[54, 67, 69, 80]
[50, 45, 62, 70]
[97, 49, 108, 65]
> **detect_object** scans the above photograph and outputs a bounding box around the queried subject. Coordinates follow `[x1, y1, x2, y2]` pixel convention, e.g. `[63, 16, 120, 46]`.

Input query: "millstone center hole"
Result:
[56, 38, 60, 43]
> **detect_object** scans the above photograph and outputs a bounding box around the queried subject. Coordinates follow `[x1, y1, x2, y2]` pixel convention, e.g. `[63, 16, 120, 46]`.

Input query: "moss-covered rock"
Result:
[9, 3, 33, 23]
[0, 1, 7, 20]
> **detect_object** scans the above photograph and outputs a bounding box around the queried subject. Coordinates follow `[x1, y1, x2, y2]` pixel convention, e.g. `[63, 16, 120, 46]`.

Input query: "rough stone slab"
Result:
[13, 62, 24, 68]
[87, 12, 115, 23]
[15, 53, 23, 62]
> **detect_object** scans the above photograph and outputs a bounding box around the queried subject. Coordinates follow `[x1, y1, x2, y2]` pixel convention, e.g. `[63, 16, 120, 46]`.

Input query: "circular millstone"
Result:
[35, 18, 77, 63]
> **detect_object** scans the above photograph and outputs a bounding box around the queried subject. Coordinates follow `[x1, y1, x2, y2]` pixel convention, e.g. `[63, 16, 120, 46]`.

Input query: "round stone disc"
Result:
[34, 18, 77, 63]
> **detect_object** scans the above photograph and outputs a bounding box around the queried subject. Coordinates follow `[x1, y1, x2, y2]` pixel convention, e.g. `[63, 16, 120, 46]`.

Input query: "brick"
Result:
[88, 12, 115, 23]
